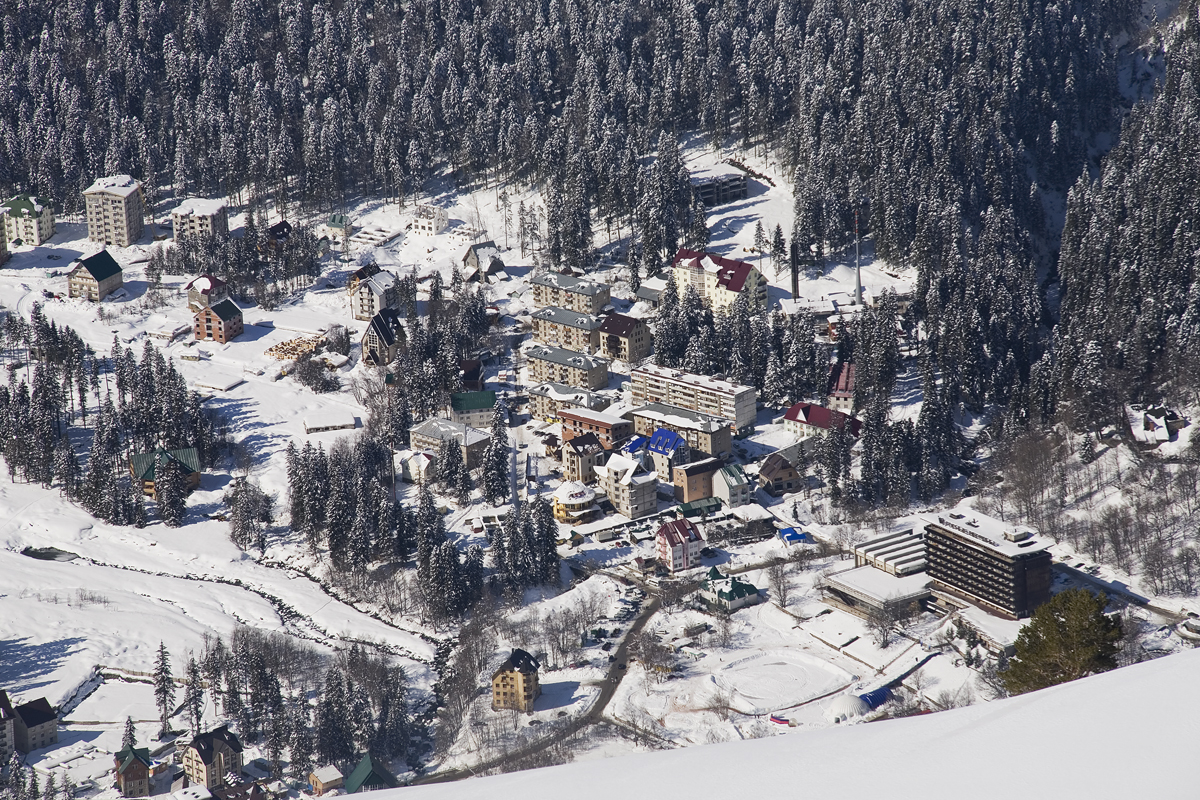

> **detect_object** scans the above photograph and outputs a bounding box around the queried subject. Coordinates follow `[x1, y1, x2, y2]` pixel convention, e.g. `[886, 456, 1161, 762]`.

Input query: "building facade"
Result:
[672, 457, 722, 503]
[827, 363, 856, 413]
[630, 403, 733, 460]
[68, 251, 124, 301]
[411, 204, 448, 235]
[526, 345, 608, 390]
[181, 727, 244, 790]
[114, 746, 153, 797]
[671, 248, 768, 311]
[184, 274, 230, 312]
[2, 194, 56, 245]
[656, 517, 704, 572]
[531, 306, 602, 353]
[783, 402, 861, 439]
[447, 391, 496, 428]
[528, 382, 610, 421]
[560, 408, 631, 448]
[561, 432, 606, 483]
[84, 175, 144, 247]
[128, 447, 202, 498]
[353, 271, 399, 321]
[361, 308, 403, 366]
[630, 365, 756, 433]
[409, 418, 490, 470]
[491, 649, 541, 712]
[171, 198, 229, 240]
[757, 452, 799, 496]
[551, 481, 599, 523]
[0, 691, 14, 761]
[700, 567, 762, 611]
[713, 463, 752, 508]
[647, 428, 691, 482]
[594, 453, 657, 519]
[194, 299, 243, 343]
[598, 313, 652, 363]
[530, 272, 611, 314]
[924, 513, 1052, 620]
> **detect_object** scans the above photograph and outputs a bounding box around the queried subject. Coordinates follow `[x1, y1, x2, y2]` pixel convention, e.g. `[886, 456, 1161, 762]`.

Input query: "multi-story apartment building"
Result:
[1, 194, 56, 245]
[361, 308, 403, 366]
[0, 216, 8, 264]
[630, 402, 733, 459]
[783, 401, 861, 439]
[530, 272, 610, 314]
[827, 362, 856, 413]
[0, 691, 16, 761]
[923, 512, 1052, 620]
[671, 248, 768, 311]
[630, 365, 756, 433]
[67, 250, 124, 301]
[713, 463, 752, 508]
[528, 382, 610, 421]
[526, 345, 608, 390]
[83, 175, 144, 247]
[561, 432, 606, 483]
[446, 391, 497, 428]
[171, 198, 229, 240]
[491, 649, 541, 712]
[409, 418, 490, 469]
[598, 313, 652, 363]
[411, 203, 448, 235]
[560, 408, 632, 449]
[672, 457, 722, 503]
[656, 517, 704, 572]
[352, 271, 399, 321]
[193, 299, 244, 344]
[531, 306, 602, 353]
[181, 726, 243, 790]
[594, 453, 657, 519]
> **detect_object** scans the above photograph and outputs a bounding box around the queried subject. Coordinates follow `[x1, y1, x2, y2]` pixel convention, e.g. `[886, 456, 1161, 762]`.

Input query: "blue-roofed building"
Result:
[621, 435, 653, 472]
[647, 428, 691, 481]
[778, 527, 811, 545]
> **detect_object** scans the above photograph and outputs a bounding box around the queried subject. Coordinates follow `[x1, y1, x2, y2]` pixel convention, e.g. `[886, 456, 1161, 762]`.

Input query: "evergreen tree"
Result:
[154, 455, 187, 528]
[481, 401, 511, 506]
[184, 657, 204, 734]
[122, 717, 137, 750]
[153, 642, 175, 739]
[1002, 589, 1122, 695]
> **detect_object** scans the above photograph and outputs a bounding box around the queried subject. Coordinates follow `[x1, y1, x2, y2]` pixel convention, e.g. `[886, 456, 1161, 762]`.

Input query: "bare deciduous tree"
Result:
[766, 560, 790, 608]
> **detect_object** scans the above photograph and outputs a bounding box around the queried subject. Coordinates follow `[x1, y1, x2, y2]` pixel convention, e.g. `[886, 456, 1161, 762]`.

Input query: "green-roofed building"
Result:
[700, 567, 762, 612]
[343, 753, 399, 794]
[113, 745, 152, 797]
[128, 447, 202, 498]
[327, 213, 353, 238]
[678, 496, 722, 518]
[447, 390, 497, 428]
[2, 194, 56, 245]
[68, 250, 124, 301]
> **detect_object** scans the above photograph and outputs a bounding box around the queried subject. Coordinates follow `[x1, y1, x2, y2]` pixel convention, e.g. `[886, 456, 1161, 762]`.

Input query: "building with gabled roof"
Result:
[181, 725, 243, 790]
[84, 174, 144, 247]
[353, 270, 399, 321]
[713, 463, 752, 508]
[2, 194, 55, 245]
[2, 692, 57, 754]
[362, 307, 404, 366]
[530, 271, 611, 314]
[647, 428, 690, 482]
[561, 431, 606, 483]
[594, 453, 657, 519]
[531, 306, 603, 353]
[758, 451, 800, 497]
[783, 402, 862, 439]
[462, 239, 503, 275]
[343, 753, 399, 794]
[346, 262, 382, 296]
[128, 447, 202, 498]
[700, 567, 763, 611]
[827, 362, 856, 413]
[194, 298, 243, 343]
[630, 402, 733, 459]
[599, 313, 652, 363]
[528, 382, 610, 421]
[309, 766, 344, 796]
[184, 274, 230, 312]
[656, 517, 704, 572]
[671, 248, 768, 311]
[491, 649, 541, 712]
[526, 345, 608, 390]
[446, 391, 497, 428]
[0, 690, 14, 761]
[68, 250, 124, 301]
[409, 418, 490, 470]
[114, 745, 153, 797]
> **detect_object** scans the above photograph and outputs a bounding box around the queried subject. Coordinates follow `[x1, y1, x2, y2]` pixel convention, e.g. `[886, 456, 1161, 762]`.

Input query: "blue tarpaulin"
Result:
[778, 527, 810, 543]
[859, 687, 893, 709]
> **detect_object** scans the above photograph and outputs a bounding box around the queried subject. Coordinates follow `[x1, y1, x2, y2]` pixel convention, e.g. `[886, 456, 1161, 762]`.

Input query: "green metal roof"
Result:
[115, 746, 151, 774]
[450, 391, 497, 412]
[679, 497, 722, 517]
[344, 754, 398, 793]
[129, 448, 201, 481]
[74, 250, 122, 282]
[2, 194, 49, 217]
[328, 213, 350, 227]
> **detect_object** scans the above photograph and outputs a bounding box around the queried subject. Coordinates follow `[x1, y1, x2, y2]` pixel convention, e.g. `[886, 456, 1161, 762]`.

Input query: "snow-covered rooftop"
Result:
[824, 565, 931, 604]
[83, 174, 141, 197]
[172, 197, 227, 217]
[921, 510, 1049, 559]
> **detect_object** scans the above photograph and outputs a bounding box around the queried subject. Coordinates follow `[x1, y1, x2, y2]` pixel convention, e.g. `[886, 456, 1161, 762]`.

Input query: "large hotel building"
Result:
[630, 365, 757, 433]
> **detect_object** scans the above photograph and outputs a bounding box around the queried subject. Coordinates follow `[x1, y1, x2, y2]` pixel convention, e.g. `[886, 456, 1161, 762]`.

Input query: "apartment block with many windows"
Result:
[630, 365, 756, 433]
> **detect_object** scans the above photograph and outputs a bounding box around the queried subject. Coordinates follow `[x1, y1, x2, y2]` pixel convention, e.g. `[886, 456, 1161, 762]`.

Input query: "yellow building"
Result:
[491, 649, 541, 712]
[552, 481, 599, 523]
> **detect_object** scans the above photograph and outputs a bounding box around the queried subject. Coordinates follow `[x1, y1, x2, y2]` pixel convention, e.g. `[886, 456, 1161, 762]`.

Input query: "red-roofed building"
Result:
[656, 517, 705, 572]
[783, 402, 862, 439]
[827, 362, 856, 413]
[671, 248, 768, 311]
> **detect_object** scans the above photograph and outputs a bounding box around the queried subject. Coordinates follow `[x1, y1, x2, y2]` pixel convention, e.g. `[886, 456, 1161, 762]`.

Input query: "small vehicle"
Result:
[618, 663, 626, 670]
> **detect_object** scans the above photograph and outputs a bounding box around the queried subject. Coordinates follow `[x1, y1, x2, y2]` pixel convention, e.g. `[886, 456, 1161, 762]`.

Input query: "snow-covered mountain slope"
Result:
[402, 647, 1200, 800]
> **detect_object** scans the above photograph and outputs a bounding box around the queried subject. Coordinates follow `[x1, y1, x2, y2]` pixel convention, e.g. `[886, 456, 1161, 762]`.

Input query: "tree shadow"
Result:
[532, 680, 583, 711]
[0, 636, 87, 694]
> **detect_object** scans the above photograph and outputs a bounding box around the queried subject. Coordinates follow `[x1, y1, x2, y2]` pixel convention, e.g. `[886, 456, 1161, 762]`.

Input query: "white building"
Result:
[594, 453, 657, 520]
[671, 248, 768, 311]
[84, 175, 145, 247]
[411, 204, 448, 235]
[630, 364, 757, 433]
[713, 463, 752, 508]
[171, 198, 229, 240]
[1, 195, 55, 245]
